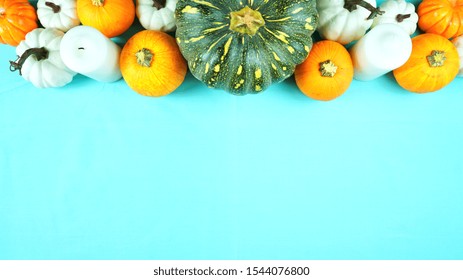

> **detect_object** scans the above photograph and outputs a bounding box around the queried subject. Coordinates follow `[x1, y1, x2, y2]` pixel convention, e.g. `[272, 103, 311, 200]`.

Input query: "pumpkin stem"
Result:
[92, 0, 104, 7]
[344, 0, 384, 20]
[230, 6, 265, 36]
[9, 47, 49, 76]
[136, 48, 154, 67]
[45, 1, 61, 13]
[426, 50, 446, 67]
[396, 13, 411, 23]
[319, 60, 338, 77]
[152, 0, 166, 9]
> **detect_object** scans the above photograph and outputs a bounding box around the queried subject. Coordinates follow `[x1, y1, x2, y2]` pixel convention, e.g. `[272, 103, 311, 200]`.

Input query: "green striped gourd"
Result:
[175, 0, 318, 95]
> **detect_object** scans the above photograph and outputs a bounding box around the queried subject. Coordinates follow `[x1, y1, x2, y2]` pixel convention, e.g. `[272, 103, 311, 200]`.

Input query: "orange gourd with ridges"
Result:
[77, 0, 135, 38]
[393, 33, 459, 93]
[0, 0, 38, 46]
[120, 30, 187, 97]
[295, 40, 354, 101]
[417, 0, 463, 39]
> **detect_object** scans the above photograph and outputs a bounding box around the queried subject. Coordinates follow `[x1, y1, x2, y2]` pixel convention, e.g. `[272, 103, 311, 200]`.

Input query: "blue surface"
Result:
[1, 0, 463, 260]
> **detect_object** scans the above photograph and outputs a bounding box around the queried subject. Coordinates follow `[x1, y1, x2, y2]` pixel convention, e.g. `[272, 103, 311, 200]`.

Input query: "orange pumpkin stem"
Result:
[9, 47, 49, 76]
[344, 0, 384, 20]
[319, 60, 338, 77]
[136, 48, 154, 67]
[92, 0, 104, 7]
[426, 50, 446, 67]
[230, 6, 265, 36]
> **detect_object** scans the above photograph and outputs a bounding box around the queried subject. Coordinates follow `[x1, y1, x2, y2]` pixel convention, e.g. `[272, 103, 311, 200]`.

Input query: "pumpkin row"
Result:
[1, 0, 463, 98]
[0, 0, 174, 45]
[303, 0, 463, 99]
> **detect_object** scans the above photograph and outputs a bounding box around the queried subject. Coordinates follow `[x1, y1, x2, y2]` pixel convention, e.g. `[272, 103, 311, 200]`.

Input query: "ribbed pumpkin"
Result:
[295, 40, 354, 101]
[393, 33, 459, 93]
[0, 0, 38, 46]
[417, 0, 463, 39]
[37, 0, 80, 32]
[175, 0, 318, 95]
[136, 0, 177, 32]
[10, 28, 76, 88]
[120, 30, 187, 97]
[76, 0, 135, 38]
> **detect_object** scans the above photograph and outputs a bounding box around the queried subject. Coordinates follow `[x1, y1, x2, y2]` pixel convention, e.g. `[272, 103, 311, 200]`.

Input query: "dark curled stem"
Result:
[9, 47, 49, 76]
[344, 0, 385, 20]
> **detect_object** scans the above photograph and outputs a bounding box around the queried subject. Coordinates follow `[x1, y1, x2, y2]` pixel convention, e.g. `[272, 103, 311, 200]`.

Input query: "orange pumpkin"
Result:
[393, 33, 459, 93]
[76, 0, 135, 38]
[417, 0, 463, 39]
[0, 0, 38, 46]
[294, 40, 354, 101]
[120, 30, 187, 97]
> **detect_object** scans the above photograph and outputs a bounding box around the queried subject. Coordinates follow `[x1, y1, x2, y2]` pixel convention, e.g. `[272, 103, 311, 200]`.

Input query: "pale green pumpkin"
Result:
[175, 0, 318, 95]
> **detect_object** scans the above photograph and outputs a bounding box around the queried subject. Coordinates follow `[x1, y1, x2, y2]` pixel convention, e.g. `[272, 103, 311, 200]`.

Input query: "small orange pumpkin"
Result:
[76, 0, 135, 38]
[294, 40, 354, 101]
[0, 0, 38, 46]
[120, 30, 187, 97]
[393, 33, 459, 93]
[417, 0, 463, 39]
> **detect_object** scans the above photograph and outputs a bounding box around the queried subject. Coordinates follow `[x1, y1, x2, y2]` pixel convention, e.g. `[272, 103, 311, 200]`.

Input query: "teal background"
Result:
[1, 0, 463, 260]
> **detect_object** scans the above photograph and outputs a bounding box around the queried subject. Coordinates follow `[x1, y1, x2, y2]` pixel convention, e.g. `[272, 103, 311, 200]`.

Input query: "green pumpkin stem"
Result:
[396, 14, 411, 23]
[153, 0, 166, 9]
[9, 47, 49, 76]
[319, 60, 338, 77]
[45, 1, 61, 13]
[230, 6, 265, 36]
[427, 50, 446, 67]
[344, 0, 384, 20]
[136, 48, 154, 67]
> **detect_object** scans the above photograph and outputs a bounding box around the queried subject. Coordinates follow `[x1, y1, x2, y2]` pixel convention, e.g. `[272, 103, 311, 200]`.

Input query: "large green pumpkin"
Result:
[175, 0, 318, 95]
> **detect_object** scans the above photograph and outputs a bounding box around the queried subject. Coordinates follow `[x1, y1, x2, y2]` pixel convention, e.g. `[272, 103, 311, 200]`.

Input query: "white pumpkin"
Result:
[10, 28, 76, 88]
[371, 0, 418, 35]
[317, 0, 383, 45]
[452, 36, 463, 77]
[136, 0, 177, 32]
[37, 0, 80, 32]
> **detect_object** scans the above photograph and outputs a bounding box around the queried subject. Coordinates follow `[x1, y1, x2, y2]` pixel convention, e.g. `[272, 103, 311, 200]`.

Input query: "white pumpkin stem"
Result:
[153, 0, 166, 9]
[45, 1, 61, 13]
[9, 47, 49, 76]
[344, 0, 384, 20]
[396, 14, 411, 23]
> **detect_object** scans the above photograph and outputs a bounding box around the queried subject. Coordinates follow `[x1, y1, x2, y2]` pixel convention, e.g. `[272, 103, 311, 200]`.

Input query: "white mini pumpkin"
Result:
[10, 28, 76, 88]
[452, 36, 463, 77]
[136, 0, 177, 32]
[37, 0, 80, 32]
[317, 0, 383, 45]
[371, 0, 418, 35]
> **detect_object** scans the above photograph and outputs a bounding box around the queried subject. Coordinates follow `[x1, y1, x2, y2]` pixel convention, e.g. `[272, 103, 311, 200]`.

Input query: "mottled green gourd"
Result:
[175, 0, 318, 95]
